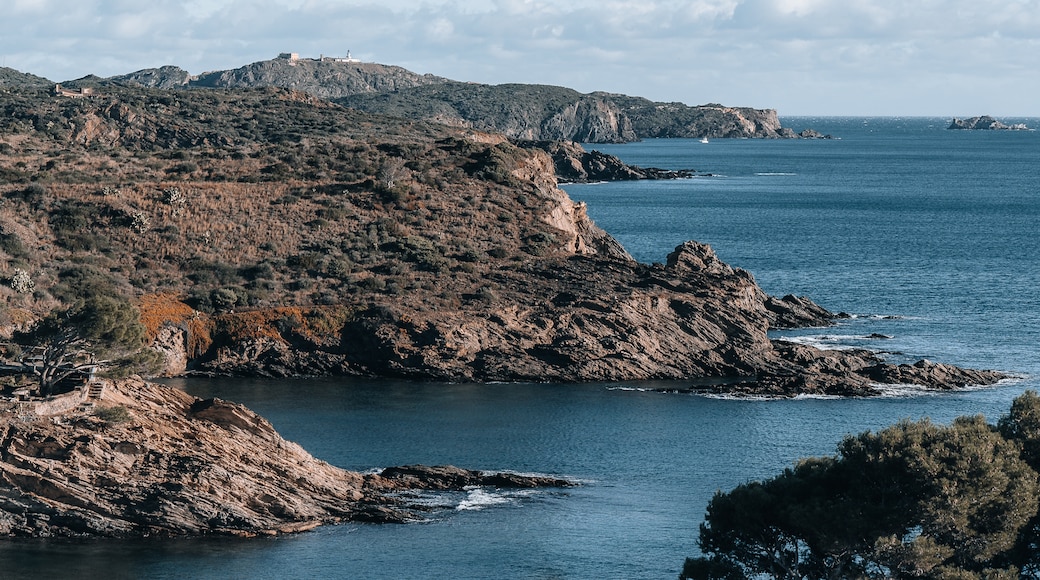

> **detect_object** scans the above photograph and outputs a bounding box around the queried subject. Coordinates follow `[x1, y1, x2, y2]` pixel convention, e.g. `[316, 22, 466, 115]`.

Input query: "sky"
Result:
[3, 0, 1039, 116]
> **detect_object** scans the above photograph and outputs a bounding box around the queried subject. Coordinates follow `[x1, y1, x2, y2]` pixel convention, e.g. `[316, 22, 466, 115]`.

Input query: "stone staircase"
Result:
[85, 382, 105, 401]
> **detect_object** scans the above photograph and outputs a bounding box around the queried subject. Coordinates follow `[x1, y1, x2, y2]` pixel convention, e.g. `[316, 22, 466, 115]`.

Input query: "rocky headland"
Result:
[948, 116, 1030, 130]
[0, 80, 1006, 399]
[0, 377, 573, 538]
[43, 54, 832, 144]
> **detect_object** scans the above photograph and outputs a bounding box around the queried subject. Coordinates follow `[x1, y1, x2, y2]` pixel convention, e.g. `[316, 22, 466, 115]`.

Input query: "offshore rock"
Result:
[0, 379, 573, 538]
[948, 116, 1030, 130]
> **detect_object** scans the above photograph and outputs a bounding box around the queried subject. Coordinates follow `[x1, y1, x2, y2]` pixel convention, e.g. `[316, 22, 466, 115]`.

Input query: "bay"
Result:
[3, 118, 1039, 579]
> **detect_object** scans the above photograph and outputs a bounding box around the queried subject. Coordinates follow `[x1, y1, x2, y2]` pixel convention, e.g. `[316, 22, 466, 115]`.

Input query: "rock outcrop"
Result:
[109, 66, 193, 89]
[681, 342, 1009, 398]
[948, 116, 1030, 130]
[190, 58, 447, 99]
[340, 85, 803, 143]
[188, 241, 1007, 397]
[0, 379, 573, 538]
[516, 140, 695, 183]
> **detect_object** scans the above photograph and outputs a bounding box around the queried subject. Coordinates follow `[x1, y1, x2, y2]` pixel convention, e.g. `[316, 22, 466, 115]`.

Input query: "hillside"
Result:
[107, 56, 447, 99]
[0, 81, 1000, 395]
[0, 67, 52, 88]
[337, 83, 797, 142]
[336, 81, 638, 143]
[102, 56, 814, 143]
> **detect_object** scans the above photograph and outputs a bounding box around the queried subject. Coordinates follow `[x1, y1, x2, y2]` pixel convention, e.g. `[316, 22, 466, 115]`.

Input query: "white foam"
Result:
[870, 383, 948, 398]
[792, 393, 843, 400]
[697, 392, 783, 401]
[838, 313, 909, 320]
[774, 335, 869, 351]
[455, 487, 535, 511]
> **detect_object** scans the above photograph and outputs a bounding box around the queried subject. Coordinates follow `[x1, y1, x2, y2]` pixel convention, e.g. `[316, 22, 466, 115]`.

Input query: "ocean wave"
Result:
[754, 172, 797, 176]
[456, 487, 538, 511]
[838, 313, 908, 320]
[696, 392, 784, 401]
[774, 334, 887, 350]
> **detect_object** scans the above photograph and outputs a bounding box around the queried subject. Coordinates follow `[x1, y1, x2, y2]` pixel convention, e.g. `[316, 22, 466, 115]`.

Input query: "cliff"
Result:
[600, 95, 793, 139]
[516, 139, 696, 183]
[0, 82, 1005, 397]
[98, 57, 810, 143]
[337, 82, 800, 143]
[0, 378, 572, 537]
[336, 82, 639, 143]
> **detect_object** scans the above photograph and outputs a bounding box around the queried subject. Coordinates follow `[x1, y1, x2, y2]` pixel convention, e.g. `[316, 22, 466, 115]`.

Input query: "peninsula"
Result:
[0, 378, 572, 537]
[0, 66, 1003, 398]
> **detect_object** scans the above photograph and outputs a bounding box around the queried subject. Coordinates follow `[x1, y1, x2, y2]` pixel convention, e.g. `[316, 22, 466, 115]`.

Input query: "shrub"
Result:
[50, 264, 118, 302]
[161, 187, 187, 205]
[210, 288, 241, 312]
[8, 269, 35, 294]
[94, 405, 132, 424]
[13, 182, 48, 206]
[131, 211, 151, 233]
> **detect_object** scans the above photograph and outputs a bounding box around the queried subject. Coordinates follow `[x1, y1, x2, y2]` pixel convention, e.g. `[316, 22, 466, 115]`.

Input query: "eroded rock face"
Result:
[190, 238, 1007, 396]
[519, 140, 696, 183]
[0, 379, 572, 538]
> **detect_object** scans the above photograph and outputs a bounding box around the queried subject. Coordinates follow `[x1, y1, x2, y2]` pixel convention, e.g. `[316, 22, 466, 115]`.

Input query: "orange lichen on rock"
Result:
[214, 305, 352, 346]
[138, 293, 213, 358]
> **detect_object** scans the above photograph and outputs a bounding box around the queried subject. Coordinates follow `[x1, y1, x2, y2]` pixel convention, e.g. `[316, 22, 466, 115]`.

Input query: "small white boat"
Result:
[699, 137, 709, 144]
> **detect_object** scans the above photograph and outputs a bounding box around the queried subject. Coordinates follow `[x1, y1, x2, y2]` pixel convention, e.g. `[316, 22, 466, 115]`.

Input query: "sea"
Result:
[3, 117, 1039, 579]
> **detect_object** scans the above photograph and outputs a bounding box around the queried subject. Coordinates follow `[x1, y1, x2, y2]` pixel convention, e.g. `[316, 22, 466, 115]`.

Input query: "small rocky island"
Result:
[948, 115, 1030, 130]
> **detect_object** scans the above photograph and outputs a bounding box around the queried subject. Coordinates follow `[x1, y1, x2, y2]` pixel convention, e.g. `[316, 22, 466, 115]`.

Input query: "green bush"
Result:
[684, 393, 1040, 579]
[94, 405, 132, 425]
[210, 287, 241, 312]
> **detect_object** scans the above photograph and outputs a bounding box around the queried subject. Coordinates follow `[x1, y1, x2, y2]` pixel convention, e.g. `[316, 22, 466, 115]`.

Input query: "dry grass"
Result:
[0, 84, 581, 354]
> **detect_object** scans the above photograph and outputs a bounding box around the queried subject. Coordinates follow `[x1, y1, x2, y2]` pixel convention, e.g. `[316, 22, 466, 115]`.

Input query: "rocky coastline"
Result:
[0, 80, 1008, 400]
[0, 75, 1015, 543]
[173, 240, 1008, 398]
[516, 139, 697, 183]
[0, 378, 573, 538]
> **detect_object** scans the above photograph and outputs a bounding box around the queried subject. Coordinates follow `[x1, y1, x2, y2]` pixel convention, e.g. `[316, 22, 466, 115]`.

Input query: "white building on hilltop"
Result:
[320, 51, 360, 63]
[278, 51, 361, 64]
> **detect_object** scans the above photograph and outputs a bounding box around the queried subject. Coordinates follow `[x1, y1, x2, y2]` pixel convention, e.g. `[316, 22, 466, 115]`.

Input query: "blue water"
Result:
[3, 118, 1039, 579]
